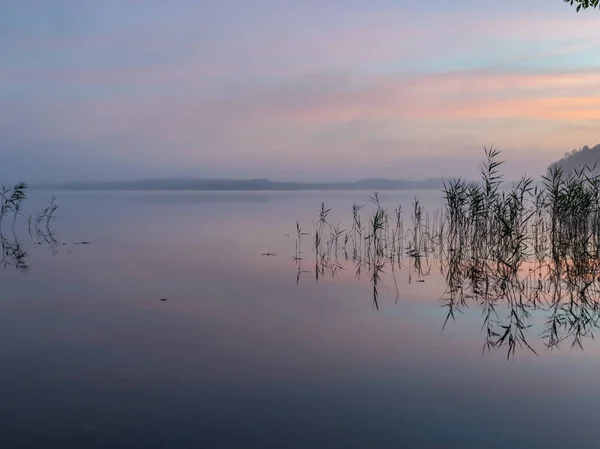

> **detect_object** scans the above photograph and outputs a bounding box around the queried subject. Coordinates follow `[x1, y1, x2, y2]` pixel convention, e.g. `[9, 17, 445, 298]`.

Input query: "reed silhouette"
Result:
[0, 183, 60, 271]
[294, 148, 600, 359]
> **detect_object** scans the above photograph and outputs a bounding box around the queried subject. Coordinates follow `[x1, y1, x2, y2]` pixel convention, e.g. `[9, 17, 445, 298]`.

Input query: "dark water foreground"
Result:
[2, 191, 600, 449]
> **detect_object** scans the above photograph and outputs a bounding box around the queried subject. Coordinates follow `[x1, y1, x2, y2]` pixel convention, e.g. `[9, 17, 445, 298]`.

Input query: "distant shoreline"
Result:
[31, 177, 446, 192]
[30, 188, 446, 193]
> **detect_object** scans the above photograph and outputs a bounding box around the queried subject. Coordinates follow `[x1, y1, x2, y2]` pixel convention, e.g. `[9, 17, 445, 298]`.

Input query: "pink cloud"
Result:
[4, 65, 597, 179]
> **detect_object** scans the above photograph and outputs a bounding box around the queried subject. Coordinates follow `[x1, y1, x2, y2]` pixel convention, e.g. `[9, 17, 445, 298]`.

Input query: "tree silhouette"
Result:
[565, 0, 599, 11]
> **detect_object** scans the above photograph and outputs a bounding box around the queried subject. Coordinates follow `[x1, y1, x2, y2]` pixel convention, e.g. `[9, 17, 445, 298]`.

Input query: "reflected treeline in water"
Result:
[1, 183, 59, 271]
[294, 148, 600, 358]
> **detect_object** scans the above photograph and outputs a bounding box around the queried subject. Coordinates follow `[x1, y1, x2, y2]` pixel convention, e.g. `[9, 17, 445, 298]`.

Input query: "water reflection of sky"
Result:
[2, 191, 600, 448]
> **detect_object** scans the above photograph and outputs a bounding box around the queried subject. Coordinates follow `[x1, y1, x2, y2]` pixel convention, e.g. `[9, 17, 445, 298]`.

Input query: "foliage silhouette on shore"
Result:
[565, 0, 599, 12]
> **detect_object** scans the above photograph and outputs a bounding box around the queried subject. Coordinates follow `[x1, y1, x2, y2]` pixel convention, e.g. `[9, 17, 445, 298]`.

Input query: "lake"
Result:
[2, 190, 600, 449]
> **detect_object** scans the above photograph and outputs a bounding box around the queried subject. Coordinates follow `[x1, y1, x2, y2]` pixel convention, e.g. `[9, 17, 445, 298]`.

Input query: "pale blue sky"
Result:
[1, 0, 599, 182]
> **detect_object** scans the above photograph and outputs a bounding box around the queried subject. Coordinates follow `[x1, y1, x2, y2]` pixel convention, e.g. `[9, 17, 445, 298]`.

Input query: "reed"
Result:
[0, 183, 60, 271]
[293, 147, 600, 358]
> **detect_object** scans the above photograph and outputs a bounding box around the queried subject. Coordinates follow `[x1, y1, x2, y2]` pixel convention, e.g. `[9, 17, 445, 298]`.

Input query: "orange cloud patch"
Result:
[263, 70, 600, 125]
[450, 96, 600, 121]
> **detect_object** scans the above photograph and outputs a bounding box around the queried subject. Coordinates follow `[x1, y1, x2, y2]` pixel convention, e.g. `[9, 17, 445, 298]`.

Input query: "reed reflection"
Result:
[294, 148, 600, 359]
[1, 184, 59, 271]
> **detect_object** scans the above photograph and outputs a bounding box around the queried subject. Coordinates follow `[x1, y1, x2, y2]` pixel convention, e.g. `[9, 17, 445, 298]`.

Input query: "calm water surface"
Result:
[1, 191, 600, 448]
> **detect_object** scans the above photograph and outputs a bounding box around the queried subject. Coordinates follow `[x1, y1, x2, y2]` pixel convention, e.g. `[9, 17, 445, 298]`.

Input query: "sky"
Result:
[1, 0, 600, 183]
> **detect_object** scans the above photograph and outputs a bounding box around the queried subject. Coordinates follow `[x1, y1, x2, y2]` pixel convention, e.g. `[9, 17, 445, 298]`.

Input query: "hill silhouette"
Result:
[549, 143, 600, 173]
